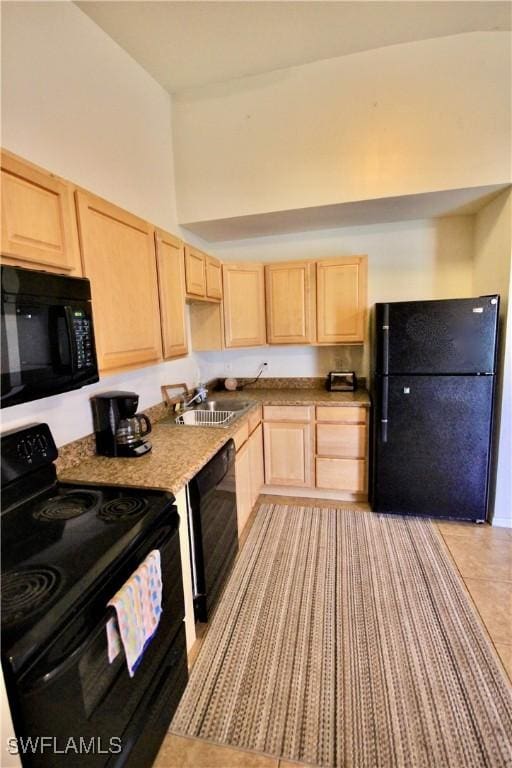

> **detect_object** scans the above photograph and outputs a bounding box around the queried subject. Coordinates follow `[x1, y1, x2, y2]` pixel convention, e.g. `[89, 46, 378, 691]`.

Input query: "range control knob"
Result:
[36, 434, 48, 453]
[17, 439, 32, 461]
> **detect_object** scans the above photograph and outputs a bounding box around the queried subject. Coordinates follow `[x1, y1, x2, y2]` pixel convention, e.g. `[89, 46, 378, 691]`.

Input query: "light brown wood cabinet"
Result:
[263, 416, 313, 487]
[1, 150, 82, 275]
[184, 245, 206, 298]
[316, 458, 366, 493]
[223, 263, 266, 348]
[155, 229, 188, 359]
[235, 440, 252, 536]
[248, 422, 264, 508]
[205, 255, 222, 300]
[315, 406, 368, 495]
[75, 190, 162, 373]
[265, 261, 315, 344]
[235, 415, 263, 536]
[184, 246, 222, 302]
[316, 256, 367, 343]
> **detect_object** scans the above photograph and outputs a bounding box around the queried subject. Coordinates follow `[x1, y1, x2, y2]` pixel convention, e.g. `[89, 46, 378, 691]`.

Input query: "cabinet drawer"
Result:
[316, 424, 367, 458]
[248, 406, 262, 434]
[316, 458, 366, 492]
[263, 405, 313, 422]
[316, 406, 367, 423]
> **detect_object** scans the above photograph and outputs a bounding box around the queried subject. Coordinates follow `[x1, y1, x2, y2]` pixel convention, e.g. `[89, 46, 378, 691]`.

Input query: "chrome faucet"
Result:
[182, 383, 208, 409]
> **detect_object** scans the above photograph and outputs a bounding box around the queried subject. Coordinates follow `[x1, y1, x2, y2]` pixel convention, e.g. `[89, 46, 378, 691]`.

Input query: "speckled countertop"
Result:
[59, 387, 370, 494]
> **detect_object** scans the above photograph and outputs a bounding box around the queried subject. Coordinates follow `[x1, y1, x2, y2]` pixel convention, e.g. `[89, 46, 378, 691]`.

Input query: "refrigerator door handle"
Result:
[382, 304, 390, 375]
[381, 377, 389, 443]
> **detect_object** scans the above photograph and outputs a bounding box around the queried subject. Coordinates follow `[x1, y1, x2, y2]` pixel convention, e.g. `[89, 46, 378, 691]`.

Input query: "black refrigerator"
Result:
[371, 296, 499, 521]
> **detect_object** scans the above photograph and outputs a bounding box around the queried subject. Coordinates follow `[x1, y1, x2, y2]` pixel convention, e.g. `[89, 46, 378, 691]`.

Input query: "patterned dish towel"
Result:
[106, 549, 163, 677]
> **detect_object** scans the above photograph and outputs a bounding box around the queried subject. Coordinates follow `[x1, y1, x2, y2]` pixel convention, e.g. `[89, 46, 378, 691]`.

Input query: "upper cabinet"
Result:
[1, 150, 82, 275]
[223, 263, 266, 348]
[205, 255, 222, 300]
[265, 261, 315, 344]
[75, 190, 162, 373]
[184, 245, 206, 297]
[155, 229, 188, 359]
[316, 256, 367, 343]
[184, 245, 222, 301]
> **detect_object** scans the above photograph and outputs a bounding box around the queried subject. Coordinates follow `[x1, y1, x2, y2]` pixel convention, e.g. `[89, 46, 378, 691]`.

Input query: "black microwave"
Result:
[1, 265, 99, 408]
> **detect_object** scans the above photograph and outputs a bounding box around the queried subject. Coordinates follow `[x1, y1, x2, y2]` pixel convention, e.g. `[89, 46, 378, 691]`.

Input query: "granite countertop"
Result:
[59, 387, 370, 494]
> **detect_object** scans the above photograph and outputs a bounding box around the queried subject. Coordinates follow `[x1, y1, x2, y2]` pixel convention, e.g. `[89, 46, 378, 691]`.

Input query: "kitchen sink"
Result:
[176, 409, 236, 427]
[195, 399, 251, 412]
[162, 399, 253, 428]
[159, 399, 253, 427]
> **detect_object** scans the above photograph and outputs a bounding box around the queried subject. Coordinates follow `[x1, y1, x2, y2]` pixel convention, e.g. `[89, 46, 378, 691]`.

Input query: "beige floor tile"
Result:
[436, 520, 512, 540]
[494, 643, 512, 681]
[442, 535, 512, 581]
[154, 734, 279, 768]
[463, 578, 512, 644]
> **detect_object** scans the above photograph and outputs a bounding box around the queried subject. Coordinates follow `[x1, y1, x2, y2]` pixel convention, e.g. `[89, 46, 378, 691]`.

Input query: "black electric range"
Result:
[1, 423, 188, 768]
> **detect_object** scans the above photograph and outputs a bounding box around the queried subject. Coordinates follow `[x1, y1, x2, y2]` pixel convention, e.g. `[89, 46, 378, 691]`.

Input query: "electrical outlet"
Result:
[225, 362, 233, 372]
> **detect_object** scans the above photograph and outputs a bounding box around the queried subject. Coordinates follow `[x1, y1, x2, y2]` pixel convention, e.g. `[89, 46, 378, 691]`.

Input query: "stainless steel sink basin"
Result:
[159, 398, 253, 428]
[195, 399, 251, 412]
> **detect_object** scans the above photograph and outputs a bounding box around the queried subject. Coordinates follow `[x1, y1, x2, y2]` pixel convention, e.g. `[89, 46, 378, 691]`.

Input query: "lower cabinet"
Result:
[235, 416, 264, 537]
[262, 403, 369, 499]
[315, 406, 369, 496]
[263, 409, 314, 488]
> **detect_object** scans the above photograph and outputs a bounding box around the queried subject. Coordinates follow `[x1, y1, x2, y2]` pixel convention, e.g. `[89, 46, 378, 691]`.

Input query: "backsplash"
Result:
[196, 345, 366, 382]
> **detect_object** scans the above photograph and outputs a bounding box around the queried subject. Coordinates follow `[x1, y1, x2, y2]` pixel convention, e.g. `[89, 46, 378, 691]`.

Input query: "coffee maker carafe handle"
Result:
[136, 414, 152, 435]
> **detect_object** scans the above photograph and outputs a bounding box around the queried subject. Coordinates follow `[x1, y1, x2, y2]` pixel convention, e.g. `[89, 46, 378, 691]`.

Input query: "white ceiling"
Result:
[76, 1, 511, 93]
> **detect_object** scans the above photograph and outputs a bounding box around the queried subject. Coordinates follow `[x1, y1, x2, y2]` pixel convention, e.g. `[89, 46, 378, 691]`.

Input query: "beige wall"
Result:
[197, 215, 474, 381]
[173, 32, 511, 224]
[473, 189, 512, 526]
[0, 1, 200, 446]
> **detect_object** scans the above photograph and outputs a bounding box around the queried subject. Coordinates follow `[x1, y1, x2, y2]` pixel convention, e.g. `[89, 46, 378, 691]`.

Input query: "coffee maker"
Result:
[92, 391, 152, 457]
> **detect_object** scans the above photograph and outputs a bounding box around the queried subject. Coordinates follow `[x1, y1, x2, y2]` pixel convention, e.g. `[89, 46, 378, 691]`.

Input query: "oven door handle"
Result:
[21, 608, 117, 693]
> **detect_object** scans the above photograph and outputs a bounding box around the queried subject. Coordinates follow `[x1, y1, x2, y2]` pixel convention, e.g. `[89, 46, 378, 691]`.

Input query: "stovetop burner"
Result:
[33, 490, 101, 521]
[98, 496, 148, 521]
[1, 566, 63, 627]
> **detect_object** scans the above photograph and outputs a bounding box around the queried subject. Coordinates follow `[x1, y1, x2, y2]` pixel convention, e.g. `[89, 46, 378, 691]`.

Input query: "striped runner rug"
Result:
[170, 504, 512, 767]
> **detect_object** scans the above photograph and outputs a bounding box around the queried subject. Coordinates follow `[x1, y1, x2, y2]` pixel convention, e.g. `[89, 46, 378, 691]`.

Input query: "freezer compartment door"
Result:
[372, 375, 494, 520]
[375, 297, 499, 374]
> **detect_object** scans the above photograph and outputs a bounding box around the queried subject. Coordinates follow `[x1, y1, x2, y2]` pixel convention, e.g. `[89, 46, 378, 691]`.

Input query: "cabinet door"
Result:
[1, 150, 82, 275]
[263, 421, 313, 487]
[248, 423, 264, 508]
[205, 256, 222, 300]
[75, 191, 162, 372]
[265, 261, 314, 344]
[316, 256, 367, 343]
[223, 263, 266, 347]
[235, 441, 252, 536]
[184, 245, 206, 297]
[155, 229, 188, 359]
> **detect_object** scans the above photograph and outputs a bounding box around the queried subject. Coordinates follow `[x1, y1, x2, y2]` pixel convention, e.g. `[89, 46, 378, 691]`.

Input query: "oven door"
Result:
[1, 295, 98, 408]
[10, 516, 187, 768]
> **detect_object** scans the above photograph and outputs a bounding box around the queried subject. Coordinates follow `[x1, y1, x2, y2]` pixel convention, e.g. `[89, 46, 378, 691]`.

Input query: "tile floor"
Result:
[154, 499, 512, 768]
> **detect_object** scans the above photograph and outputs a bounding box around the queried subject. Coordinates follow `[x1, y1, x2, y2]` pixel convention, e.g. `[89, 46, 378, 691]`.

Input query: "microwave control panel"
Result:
[72, 310, 94, 369]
